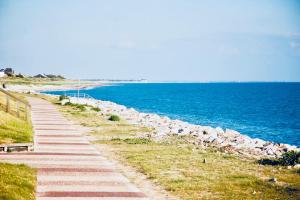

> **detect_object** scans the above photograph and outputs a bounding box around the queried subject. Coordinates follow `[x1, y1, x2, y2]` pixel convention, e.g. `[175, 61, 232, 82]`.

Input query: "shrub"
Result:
[258, 158, 280, 166]
[108, 115, 120, 121]
[64, 102, 73, 106]
[279, 151, 300, 166]
[59, 95, 68, 101]
[258, 151, 300, 166]
[76, 104, 86, 111]
[91, 107, 101, 112]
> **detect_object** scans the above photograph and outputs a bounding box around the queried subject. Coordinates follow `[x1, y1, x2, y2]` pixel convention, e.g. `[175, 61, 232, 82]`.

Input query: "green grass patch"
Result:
[0, 163, 36, 200]
[123, 138, 152, 144]
[0, 110, 33, 144]
[63, 102, 86, 111]
[108, 115, 120, 121]
[91, 107, 101, 112]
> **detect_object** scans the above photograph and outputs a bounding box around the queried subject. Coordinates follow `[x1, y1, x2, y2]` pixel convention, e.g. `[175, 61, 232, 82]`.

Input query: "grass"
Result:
[99, 138, 300, 200]
[0, 110, 33, 144]
[53, 96, 300, 200]
[57, 101, 150, 139]
[0, 163, 36, 200]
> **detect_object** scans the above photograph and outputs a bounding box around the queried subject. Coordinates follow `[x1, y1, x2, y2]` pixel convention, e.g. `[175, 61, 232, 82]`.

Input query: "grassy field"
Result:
[55, 99, 300, 200]
[0, 163, 36, 200]
[0, 110, 33, 144]
[100, 139, 299, 200]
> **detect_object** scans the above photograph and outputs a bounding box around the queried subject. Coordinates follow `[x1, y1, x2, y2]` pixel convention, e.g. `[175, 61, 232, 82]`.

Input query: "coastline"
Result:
[7, 83, 299, 158]
[63, 96, 299, 158]
[6, 81, 104, 93]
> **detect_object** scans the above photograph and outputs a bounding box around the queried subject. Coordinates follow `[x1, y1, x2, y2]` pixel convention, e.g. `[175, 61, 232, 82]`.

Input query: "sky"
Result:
[0, 0, 300, 81]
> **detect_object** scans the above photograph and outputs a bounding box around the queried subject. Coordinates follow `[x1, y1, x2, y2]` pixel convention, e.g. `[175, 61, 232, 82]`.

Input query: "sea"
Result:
[45, 83, 300, 146]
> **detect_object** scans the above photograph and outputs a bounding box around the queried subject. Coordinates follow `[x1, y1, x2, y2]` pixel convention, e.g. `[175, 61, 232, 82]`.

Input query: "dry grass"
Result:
[100, 138, 299, 200]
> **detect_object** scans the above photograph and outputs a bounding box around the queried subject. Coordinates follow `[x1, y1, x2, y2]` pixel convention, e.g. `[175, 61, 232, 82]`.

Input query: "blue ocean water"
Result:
[46, 83, 300, 146]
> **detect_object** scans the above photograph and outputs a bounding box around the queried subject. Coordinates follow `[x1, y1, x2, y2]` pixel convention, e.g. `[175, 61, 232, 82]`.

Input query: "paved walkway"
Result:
[0, 97, 148, 200]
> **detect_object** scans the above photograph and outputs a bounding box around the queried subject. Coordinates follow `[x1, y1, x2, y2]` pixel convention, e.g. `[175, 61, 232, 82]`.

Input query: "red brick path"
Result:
[0, 97, 148, 200]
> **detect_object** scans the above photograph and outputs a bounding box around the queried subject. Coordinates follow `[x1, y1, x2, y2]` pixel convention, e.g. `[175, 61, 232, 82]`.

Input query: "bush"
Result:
[63, 102, 86, 111]
[76, 104, 86, 111]
[258, 158, 280, 166]
[64, 102, 73, 106]
[258, 151, 300, 166]
[108, 115, 120, 121]
[91, 107, 101, 112]
[59, 95, 68, 101]
[279, 151, 300, 166]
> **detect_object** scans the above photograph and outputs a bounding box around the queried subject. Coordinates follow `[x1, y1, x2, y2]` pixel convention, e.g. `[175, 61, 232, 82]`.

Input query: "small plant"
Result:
[279, 150, 300, 166]
[108, 115, 120, 121]
[91, 107, 101, 112]
[59, 95, 68, 101]
[64, 102, 73, 106]
[258, 158, 280, 166]
[76, 104, 86, 111]
[258, 150, 300, 166]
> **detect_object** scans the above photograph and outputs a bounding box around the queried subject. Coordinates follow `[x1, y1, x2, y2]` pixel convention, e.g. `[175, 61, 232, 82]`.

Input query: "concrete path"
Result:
[0, 97, 148, 200]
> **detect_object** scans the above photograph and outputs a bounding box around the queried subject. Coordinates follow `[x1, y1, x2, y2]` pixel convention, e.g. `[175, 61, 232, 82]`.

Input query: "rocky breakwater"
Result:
[66, 97, 299, 158]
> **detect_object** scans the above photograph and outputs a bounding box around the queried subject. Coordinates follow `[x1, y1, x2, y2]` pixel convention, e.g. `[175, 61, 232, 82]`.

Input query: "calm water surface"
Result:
[46, 83, 300, 146]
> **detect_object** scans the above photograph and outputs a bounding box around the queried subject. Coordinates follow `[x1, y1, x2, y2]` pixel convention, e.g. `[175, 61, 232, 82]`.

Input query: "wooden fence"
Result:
[0, 88, 30, 122]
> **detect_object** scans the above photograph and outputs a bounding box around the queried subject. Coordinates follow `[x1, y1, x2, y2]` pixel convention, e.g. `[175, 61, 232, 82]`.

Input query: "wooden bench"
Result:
[0, 143, 34, 152]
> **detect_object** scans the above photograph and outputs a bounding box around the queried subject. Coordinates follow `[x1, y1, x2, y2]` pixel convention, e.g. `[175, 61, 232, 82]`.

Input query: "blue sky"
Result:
[0, 0, 299, 81]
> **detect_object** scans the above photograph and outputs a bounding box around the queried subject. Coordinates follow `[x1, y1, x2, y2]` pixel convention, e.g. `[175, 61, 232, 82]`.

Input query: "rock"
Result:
[253, 138, 266, 148]
[225, 129, 241, 137]
[215, 127, 225, 135]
